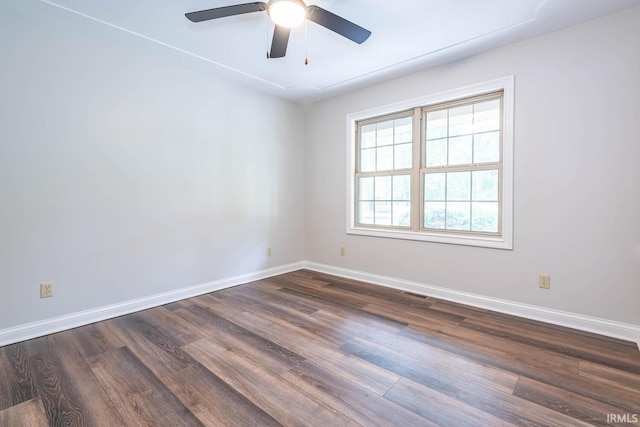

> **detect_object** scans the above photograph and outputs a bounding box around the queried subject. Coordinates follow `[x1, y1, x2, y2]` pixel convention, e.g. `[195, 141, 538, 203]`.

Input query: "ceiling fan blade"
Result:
[269, 25, 290, 58]
[306, 5, 371, 44]
[186, 2, 267, 23]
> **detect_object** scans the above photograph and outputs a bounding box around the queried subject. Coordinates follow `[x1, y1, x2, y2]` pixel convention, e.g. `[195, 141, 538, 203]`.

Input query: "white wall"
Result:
[304, 7, 640, 326]
[0, 1, 305, 330]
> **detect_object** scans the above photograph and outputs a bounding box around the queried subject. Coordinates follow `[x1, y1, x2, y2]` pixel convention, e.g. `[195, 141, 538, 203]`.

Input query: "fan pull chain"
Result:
[266, 14, 270, 58]
[304, 19, 308, 65]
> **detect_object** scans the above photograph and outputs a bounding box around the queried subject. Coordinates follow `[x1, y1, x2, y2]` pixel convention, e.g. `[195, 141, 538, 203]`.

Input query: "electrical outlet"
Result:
[340, 246, 345, 256]
[538, 274, 550, 289]
[40, 282, 54, 298]
[266, 247, 272, 257]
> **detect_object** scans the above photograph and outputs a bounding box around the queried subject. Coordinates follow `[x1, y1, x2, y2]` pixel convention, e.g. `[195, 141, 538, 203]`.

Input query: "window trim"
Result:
[346, 76, 514, 250]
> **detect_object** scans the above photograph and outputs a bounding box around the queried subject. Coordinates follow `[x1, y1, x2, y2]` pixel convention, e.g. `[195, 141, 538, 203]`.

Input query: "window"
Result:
[422, 94, 502, 234]
[356, 113, 413, 227]
[347, 77, 514, 249]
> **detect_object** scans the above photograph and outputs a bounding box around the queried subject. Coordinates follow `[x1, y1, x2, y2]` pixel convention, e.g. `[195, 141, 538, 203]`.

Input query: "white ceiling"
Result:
[39, 0, 640, 102]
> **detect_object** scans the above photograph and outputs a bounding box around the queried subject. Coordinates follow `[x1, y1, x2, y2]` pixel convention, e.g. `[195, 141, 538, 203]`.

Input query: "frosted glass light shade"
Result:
[268, 0, 306, 28]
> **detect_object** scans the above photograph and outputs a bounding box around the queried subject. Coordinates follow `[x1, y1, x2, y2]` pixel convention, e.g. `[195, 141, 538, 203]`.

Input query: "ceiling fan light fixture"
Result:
[268, 0, 307, 28]
[185, 0, 371, 59]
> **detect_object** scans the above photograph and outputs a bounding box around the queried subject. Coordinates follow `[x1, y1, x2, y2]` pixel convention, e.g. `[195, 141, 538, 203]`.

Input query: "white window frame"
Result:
[346, 76, 514, 250]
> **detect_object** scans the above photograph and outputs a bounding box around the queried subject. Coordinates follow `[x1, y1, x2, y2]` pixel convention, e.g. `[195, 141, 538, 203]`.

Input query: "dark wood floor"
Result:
[1, 270, 639, 426]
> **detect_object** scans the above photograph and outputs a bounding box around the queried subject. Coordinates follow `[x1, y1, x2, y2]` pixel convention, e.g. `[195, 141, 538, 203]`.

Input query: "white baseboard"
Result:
[303, 262, 640, 349]
[0, 262, 305, 347]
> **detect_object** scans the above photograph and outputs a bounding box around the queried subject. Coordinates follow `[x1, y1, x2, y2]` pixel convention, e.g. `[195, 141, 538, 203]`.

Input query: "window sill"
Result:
[347, 226, 513, 250]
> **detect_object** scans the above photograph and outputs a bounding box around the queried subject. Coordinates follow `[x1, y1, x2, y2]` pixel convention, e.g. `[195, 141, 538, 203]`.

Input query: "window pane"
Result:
[394, 117, 412, 143]
[375, 202, 392, 225]
[424, 173, 445, 201]
[448, 135, 472, 165]
[358, 177, 374, 200]
[358, 202, 374, 224]
[474, 131, 500, 163]
[392, 175, 411, 201]
[446, 171, 470, 201]
[377, 121, 393, 146]
[361, 124, 376, 148]
[355, 89, 506, 240]
[424, 202, 445, 229]
[446, 202, 471, 230]
[394, 143, 412, 169]
[472, 170, 499, 201]
[474, 99, 500, 133]
[472, 202, 499, 233]
[449, 104, 473, 137]
[360, 148, 375, 172]
[426, 110, 447, 140]
[425, 138, 447, 167]
[392, 202, 411, 227]
[374, 176, 391, 200]
[376, 146, 393, 171]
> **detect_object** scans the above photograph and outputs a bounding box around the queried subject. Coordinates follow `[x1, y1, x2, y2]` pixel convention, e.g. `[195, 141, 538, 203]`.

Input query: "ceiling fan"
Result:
[185, 0, 371, 59]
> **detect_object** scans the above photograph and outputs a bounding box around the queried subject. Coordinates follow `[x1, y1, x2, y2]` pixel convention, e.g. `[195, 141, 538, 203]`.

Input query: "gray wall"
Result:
[0, 1, 306, 330]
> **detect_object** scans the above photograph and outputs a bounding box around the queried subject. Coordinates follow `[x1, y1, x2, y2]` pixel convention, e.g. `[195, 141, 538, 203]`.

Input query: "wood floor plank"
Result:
[48, 329, 92, 369]
[184, 338, 360, 427]
[425, 299, 489, 318]
[200, 293, 350, 349]
[0, 350, 14, 411]
[462, 315, 640, 373]
[22, 336, 50, 357]
[29, 349, 92, 426]
[385, 377, 515, 427]
[46, 330, 127, 425]
[105, 313, 198, 379]
[363, 301, 467, 327]
[513, 376, 637, 426]
[276, 281, 373, 310]
[222, 286, 326, 324]
[281, 359, 439, 427]
[255, 279, 410, 334]
[0, 343, 38, 411]
[222, 281, 320, 315]
[340, 337, 593, 426]
[318, 274, 438, 309]
[162, 298, 193, 312]
[309, 309, 407, 343]
[202, 308, 402, 395]
[0, 398, 48, 427]
[351, 329, 519, 394]
[210, 291, 345, 343]
[60, 363, 127, 426]
[162, 364, 282, 427]
[88, 346, 203, 426]
[477, 309, 639, 349]
[401, 323, 640, 414]
[222, 286, 408, 347]
[136, 307, 206, 347]
[239, 308, 403, 391]
[578, 360, 640, 395]
[68, 322, 124, 359]
[399, 323, 580, 379]
[172, 303, 305, 374]
[266, 270, 333, 291]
